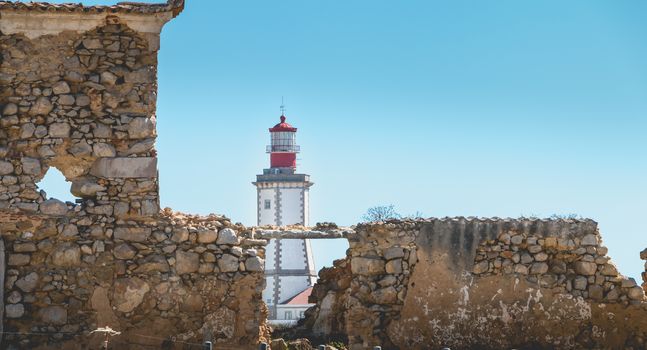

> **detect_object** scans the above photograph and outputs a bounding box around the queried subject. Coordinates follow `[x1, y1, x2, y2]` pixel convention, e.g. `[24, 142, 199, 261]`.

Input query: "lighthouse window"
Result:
[264, 200, 271, 209]
[271, 132, 296, 152]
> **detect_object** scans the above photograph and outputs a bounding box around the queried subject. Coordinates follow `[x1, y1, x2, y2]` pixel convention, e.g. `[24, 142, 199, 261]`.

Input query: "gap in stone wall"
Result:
[265, 237, 349, 327]
[312, 239, 349, 270]
[36, 167, 77, 203]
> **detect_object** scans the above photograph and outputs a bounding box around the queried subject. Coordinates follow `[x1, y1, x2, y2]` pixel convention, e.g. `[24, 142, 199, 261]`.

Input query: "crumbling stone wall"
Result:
[642, 248, 647, 293]
[304, 218, 647, 350]
[0, 1, 269, 349]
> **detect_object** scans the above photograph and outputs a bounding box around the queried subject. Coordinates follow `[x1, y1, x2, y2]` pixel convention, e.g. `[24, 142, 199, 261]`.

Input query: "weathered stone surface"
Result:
[351, 257, 385, 276]
[52, 81, 71, 94]
[14, 242, 37, 252]
[6, 304, 25, 318]
[114, 227, 151, 242]
[218, 254, 239, 273]
[628, 286, 645, 300]
[136, 254, 170, 273]
[113, 243, 137, 260]
[176, 250, 200, 274]
[15, 272, 39, 292]
[71, 178, 106, 198]
[384, 247, 405, 260]
[601, 263, 618, 276]
[21, 157, 41, 175]
[112, 277, 150, 312]
[589, 285, 604, 300]
[245, 256, 264, 272]
[171, 227, 189, 243]
[217, 228, 239, 245]
[385, 259, 403, 274]
[8, 254, 30, 266]
[573, 276, 588, 290]
[197, 230, 218, 244]
[202, 307, 237, 342]
[574, 261, 597, 276]
[39, 306, 68, 325]
[50, 243, 81, 267]
[39, 199, 68, 216]
[373, 286, 397, 304]
[530, 262, 549, 274]
[473, 260, 489, 274]
[30, 97, 53, 115]
[89, 157, 157, 178]
[49, 122, 71, 138]
[92, 143, 116, 157]
[127, 117, 156, 139]
[0, 160, 14, 175]
[3, 102, 18, 115]
[581, 234, 598, 246]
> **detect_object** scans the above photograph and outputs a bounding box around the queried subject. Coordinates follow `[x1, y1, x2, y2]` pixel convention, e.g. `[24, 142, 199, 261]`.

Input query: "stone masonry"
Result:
[0, 1, 269, 349]
[642, 247, 647, 293]
[302, 218, 647, 349]
[3, 2, 647, 350]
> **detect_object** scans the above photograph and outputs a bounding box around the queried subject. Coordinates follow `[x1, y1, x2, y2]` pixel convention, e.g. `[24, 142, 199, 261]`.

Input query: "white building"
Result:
[253, 114, 316, 324]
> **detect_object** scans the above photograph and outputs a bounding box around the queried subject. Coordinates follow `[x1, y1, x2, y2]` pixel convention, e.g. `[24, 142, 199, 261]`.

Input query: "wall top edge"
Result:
[0, 0, 184, 17]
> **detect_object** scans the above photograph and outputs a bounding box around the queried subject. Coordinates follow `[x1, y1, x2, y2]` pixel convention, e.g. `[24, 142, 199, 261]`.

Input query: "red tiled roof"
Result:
[282, 287, 313, 305]
[0, 0, 185, 17]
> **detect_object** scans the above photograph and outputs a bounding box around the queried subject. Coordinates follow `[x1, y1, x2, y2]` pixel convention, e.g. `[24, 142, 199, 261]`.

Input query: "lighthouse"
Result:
[253, 113, 316, 323]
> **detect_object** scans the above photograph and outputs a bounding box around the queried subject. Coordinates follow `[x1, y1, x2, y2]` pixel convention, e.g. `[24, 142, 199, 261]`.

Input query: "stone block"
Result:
[574, 261, 597, 276]
[176, 250, 200, 274]
[70, 178, 106, 198]
[127, 117, 156, 139]
[21, 157, 41, 175]
[50, 243, 81, 267]
[89, 157, 157, 178]
[245, 256, 264, 272]
[114, 227, 151, 242]
[8, 254, 30, 266]
[135, 254, 170, 273]
[0, 160, 14, 175]
[351, 257, 385, 276]
[197, 229, 218, 244]
[581, 234, 598, 246]
[113, 277, 149, 313]
[113, 243, 137, 260]
[15, 272, 39, 292]
[217, 228, 239, 245]
[385, 259, 403, 274]
[5, 304, 25, 318]
[218, 253, 239, 273]
[384, 246, 405, 260]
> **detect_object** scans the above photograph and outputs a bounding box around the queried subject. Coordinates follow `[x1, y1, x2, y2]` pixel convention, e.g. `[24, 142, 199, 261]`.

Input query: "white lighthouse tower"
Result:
[253, 113, 316, 323]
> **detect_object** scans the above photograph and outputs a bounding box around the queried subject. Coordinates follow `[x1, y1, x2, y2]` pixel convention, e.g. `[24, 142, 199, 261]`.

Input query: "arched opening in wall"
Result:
[264, 238, 349, 327]
[37, 167, 78, 203]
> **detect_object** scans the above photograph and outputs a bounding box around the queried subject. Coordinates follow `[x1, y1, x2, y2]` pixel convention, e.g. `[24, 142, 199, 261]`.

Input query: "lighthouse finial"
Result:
[280, 96, 286, 116]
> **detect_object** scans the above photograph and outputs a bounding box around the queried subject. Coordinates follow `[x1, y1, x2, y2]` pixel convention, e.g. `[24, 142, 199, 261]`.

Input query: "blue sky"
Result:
[39, 0, 646, 279]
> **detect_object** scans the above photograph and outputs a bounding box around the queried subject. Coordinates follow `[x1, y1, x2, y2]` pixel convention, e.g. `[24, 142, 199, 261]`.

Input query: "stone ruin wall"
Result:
[304, 219, 647, 349]
[3, 2, 647, 350]
[0, 2, 269, 349]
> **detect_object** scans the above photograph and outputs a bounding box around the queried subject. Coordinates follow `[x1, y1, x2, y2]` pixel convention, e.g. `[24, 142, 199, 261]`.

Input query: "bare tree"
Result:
[362, 205, 401, 222]
[403, 211, 425, 220]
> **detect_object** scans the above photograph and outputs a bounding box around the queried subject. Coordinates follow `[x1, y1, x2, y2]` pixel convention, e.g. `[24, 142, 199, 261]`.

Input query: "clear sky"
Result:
[38, 0, 646, 280]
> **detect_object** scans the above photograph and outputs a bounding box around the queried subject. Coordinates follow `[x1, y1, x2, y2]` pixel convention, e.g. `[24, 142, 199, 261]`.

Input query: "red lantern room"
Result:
[267, 115, 300, 169]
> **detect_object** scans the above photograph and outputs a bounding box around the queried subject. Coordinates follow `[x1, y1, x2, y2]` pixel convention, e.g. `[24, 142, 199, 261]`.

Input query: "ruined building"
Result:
[254, 115, 316, 323]
[0, 1, 269, 349]
[2, 1, 647, 350]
